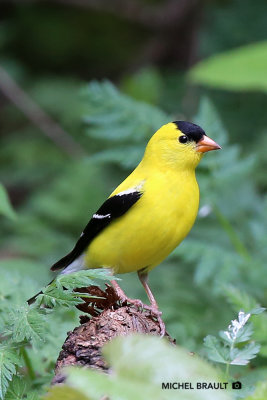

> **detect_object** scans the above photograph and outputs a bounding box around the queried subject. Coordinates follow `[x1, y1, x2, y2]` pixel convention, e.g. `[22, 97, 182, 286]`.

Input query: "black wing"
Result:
[51, 190, 143, 271]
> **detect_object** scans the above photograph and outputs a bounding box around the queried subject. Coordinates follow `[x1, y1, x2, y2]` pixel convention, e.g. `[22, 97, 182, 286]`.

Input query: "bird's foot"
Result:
[110, 280, 165, 336]
[142, 304, 166, 337]
[120, 297, 165, 337]
[120, 295, 144, 309]
[110, 280, 144, 308]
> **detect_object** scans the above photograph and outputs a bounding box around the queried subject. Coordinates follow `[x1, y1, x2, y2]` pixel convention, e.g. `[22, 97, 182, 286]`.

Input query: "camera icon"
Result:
[232, 381, 242, 390]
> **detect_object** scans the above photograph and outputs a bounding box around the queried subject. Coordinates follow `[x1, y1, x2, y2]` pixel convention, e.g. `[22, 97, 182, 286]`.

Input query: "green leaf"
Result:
[0, 345, 21, 400]
[8, 306, 46, 347]
[66, 367, 160, 400]
[230, 342, 261, 366]
[26, 393, 40, 400]
[219, 323, 254, 345]
[249, 308, 266, 315]
[103, 335, 230, 399]
[189, 40, 267, 92]
[204, 309, 263, 367]
[63, 334, 231, 400]
[0, 184, 16, 220]
[203, 335, 230, 364]
[221, 311, 256, 345]
[33, 269, 114, 308]
[35, 286, 83, 308]
[5, 376, 27, 400]
[55, 268, 114, 291]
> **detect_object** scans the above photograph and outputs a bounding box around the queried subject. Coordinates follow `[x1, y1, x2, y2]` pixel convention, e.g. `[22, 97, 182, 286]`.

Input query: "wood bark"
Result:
[53, 285, 175, 384]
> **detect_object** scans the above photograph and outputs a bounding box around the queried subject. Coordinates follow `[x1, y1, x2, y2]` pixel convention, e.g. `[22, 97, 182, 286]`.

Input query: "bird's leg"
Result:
[110, 280, 144, 308]
[137, 270, 166, 337]
[110, 276, 165, 337]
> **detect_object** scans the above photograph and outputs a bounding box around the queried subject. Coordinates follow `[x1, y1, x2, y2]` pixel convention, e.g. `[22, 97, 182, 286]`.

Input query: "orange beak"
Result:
[196, 135, 221, 153]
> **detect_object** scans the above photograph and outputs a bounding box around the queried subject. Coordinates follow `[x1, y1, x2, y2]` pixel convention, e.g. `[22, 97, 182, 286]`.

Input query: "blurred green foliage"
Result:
[1, 0, 267, 398]
[46, 335, 231, 400]
[189, 41, 267, 92]
[0, 81, 267, 399]
[0, 185, 16, 220]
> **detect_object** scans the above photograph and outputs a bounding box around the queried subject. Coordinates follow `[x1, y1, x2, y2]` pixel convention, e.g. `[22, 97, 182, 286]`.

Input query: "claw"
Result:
[110, 279, 166, 336]
[119, 296, 165, 336]
[119, 295, 144, 309]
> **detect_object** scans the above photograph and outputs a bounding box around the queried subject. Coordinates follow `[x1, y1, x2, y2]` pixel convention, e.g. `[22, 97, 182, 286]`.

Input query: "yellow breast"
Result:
[84, 165, 199, 274]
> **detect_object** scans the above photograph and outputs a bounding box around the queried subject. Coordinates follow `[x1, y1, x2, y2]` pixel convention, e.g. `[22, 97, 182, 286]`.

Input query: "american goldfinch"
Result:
[29, 121, 221, 335]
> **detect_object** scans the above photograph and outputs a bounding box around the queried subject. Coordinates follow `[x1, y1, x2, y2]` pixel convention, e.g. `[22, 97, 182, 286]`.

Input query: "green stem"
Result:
[21, 347, 35, 381]
[213, 205, 251, 261]
[225, 338, 235, 380]
[225, 362, 230, 379]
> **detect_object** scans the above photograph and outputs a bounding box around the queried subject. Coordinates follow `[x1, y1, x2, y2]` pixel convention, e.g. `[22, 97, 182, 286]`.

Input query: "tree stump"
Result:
[53, 285, 174, 384]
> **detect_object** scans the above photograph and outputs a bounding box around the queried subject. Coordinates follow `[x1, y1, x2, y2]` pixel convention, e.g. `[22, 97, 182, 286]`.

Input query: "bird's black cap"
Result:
[173, 121, 205, 143]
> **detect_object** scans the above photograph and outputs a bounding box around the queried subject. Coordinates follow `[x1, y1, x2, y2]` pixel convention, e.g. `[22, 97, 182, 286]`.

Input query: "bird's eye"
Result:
[179, 135, 188, 144]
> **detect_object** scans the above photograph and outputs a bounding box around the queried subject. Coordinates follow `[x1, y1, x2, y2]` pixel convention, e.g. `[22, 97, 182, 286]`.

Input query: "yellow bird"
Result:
[29, 121, 221, 334]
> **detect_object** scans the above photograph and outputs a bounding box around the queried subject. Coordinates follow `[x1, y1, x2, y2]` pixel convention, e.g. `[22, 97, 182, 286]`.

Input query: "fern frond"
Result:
[0, 345, 21, 400]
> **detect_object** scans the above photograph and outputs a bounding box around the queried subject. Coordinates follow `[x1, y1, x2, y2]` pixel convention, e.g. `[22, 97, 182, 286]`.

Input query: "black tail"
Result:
[27, 279, 54, 305]
[27, 290, 43, 305]
[50, 251, 76, 271]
